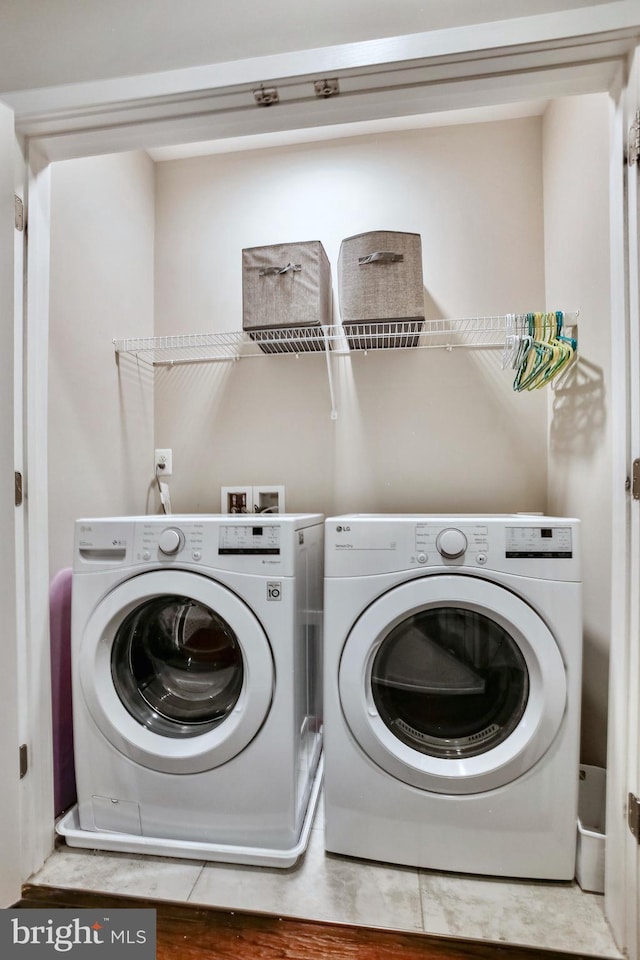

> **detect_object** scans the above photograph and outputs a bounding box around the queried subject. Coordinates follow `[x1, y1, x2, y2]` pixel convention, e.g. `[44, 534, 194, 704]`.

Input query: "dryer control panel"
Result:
[325, 515, 580, 581]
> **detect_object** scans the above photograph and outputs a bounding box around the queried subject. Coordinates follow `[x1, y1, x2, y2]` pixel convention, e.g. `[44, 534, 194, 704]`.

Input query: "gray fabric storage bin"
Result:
[338, 231, 424, 348]
[242, 241, 331, 353]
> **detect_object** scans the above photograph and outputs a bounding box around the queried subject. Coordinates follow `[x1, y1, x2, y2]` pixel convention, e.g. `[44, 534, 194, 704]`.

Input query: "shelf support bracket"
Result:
[322, 327, 338, 420]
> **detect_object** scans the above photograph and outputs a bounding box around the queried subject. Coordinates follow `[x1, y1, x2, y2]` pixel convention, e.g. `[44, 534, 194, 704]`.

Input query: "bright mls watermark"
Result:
[1, 909, 156, 957]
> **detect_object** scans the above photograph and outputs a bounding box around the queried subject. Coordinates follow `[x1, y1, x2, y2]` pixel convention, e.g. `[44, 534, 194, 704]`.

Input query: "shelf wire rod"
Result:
[322, 326, 338, 420]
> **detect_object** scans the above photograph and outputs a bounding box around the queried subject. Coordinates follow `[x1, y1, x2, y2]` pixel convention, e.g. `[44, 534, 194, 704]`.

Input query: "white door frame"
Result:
[3, 1, 640, 949]
[0, 100, 22, 909]
[605, 47, 638, 955]
[20, 144, 55, 883]
[617, 42, 640, 960]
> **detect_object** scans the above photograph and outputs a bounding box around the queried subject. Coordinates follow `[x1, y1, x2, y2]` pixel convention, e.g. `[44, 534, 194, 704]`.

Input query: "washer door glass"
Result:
[338, 575, 568, 794]
[371, 608, 529, 759]
[80, 570, 274, 774]
[111, 595, 243, 738]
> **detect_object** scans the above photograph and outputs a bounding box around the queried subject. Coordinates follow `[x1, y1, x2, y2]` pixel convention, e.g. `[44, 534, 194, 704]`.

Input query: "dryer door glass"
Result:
[371, 607, 529, 759]
[111, 595, 243, 738]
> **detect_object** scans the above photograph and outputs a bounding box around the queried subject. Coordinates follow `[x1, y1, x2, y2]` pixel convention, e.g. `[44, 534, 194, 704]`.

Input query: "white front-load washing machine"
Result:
[323, 514, 582, 880]
[58, 514, 323, 867]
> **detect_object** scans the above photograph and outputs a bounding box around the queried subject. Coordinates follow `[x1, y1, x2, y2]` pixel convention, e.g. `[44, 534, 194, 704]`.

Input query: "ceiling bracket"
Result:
[314, 78, 340, 99]
[253, 85, 279, 107]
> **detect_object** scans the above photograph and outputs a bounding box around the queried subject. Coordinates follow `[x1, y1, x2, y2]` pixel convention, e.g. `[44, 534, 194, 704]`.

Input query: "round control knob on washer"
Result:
[436, 527, 468, 560]
[158, 527, 184, 555]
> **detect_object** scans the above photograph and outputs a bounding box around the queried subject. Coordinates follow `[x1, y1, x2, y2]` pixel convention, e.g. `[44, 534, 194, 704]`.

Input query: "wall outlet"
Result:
[154, 448, 173, 476]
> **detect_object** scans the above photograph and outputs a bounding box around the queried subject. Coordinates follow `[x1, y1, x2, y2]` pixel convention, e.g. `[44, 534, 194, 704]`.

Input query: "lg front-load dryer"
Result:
[58, 514, 323, 867]
[323, 515, 582, 880]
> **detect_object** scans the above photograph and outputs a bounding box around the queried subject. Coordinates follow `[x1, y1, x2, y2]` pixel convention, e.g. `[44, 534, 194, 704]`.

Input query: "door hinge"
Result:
[629, 110, 640, 165]
[14, 195, 24, 232]
[14, 471, 22, 507]
[19, 744, 28, 779]
[631, 459, 640, 498]
[629, 792, 640, 842]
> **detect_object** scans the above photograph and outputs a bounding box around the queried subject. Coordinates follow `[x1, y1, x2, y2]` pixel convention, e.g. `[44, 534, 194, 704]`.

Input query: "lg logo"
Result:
[336, 525, 351, 532]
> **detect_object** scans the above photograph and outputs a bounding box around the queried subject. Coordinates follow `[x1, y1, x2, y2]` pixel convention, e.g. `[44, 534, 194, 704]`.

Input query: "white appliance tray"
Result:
[56, 754, 323, 869]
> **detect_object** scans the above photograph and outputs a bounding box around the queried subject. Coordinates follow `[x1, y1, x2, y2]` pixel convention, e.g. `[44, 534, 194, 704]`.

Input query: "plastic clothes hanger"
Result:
[526, 312, 561, 389]
[530, 312, 576, 388]
[514, 313, 555, 391]
[502, 314, 521, 369]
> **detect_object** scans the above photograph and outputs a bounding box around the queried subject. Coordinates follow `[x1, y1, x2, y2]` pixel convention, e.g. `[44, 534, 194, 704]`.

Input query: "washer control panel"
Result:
[74, 516, 319, 575]
[158, 527, 185, 555]
[133, 522, 282, 557]
[505, 525, 573, 558]
[218, 524, 281, 555]
[135, 521, 204, 562]
[435, 527, 468, 559]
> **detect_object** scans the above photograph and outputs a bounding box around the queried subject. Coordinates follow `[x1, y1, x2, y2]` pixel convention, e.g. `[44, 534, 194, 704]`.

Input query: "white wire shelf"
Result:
[113, 316, 542, 366]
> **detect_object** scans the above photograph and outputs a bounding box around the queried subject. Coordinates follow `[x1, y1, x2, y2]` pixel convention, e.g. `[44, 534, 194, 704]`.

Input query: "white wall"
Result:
[543, 94, 612, 768]
[154, 118, 548, 517]
[48, 151, 156, 578]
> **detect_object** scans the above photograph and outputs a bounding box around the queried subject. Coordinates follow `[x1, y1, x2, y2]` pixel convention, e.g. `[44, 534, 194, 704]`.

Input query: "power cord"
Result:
[155, 463, 168, 515]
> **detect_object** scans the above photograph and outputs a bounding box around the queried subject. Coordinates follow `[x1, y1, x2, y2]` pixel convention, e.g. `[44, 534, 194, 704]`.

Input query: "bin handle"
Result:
[358, 251, 404, 265]
[259, 262, 302, 276]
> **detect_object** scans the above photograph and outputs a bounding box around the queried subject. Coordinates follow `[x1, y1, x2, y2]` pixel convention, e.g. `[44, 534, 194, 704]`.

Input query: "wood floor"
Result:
[16, 884, 594, 960]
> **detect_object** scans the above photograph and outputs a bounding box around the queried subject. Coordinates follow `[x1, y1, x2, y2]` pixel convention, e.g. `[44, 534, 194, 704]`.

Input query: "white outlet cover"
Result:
[154, 448, 173, 476]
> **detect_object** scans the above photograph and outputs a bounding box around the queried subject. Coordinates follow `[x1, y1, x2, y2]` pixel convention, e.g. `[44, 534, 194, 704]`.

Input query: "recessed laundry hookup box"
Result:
[576, 763, 606, 893]
[338, 230, 425, 349]
[242, 240, 331, 353]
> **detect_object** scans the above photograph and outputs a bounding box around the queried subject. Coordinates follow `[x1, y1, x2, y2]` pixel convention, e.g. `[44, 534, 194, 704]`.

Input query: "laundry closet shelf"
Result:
[113, 316, 524, 366]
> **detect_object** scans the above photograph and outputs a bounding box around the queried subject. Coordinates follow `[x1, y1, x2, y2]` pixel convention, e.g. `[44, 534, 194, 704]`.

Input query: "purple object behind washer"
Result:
[49, 568, 76, 816]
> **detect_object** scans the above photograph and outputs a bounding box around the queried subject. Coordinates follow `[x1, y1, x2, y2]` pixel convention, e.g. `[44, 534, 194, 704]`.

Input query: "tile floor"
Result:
[29, 795, 621, 958]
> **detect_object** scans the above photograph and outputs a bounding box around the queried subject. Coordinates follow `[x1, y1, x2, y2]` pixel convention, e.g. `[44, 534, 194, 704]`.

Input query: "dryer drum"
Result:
[370, 607, 530, 760]
[111, 595, 244, 738]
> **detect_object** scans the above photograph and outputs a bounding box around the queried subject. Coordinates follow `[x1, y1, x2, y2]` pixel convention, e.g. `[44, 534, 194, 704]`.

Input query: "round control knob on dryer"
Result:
[158, 528, 184, 555]
[436, 527, 468, 560]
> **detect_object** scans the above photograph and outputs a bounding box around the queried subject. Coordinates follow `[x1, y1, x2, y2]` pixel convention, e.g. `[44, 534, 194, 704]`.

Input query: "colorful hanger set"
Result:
[503, 312, 577, 391]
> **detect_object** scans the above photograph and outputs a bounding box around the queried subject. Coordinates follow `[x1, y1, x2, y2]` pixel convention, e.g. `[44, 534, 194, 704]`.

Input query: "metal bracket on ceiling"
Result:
[253, 85, 279, 107]
[314, 78, 340, 99]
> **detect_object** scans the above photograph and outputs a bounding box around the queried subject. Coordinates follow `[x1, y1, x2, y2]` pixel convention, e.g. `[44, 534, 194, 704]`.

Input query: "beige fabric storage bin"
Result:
[338, 231, 425, 348]
[242, 240, 331, 353]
